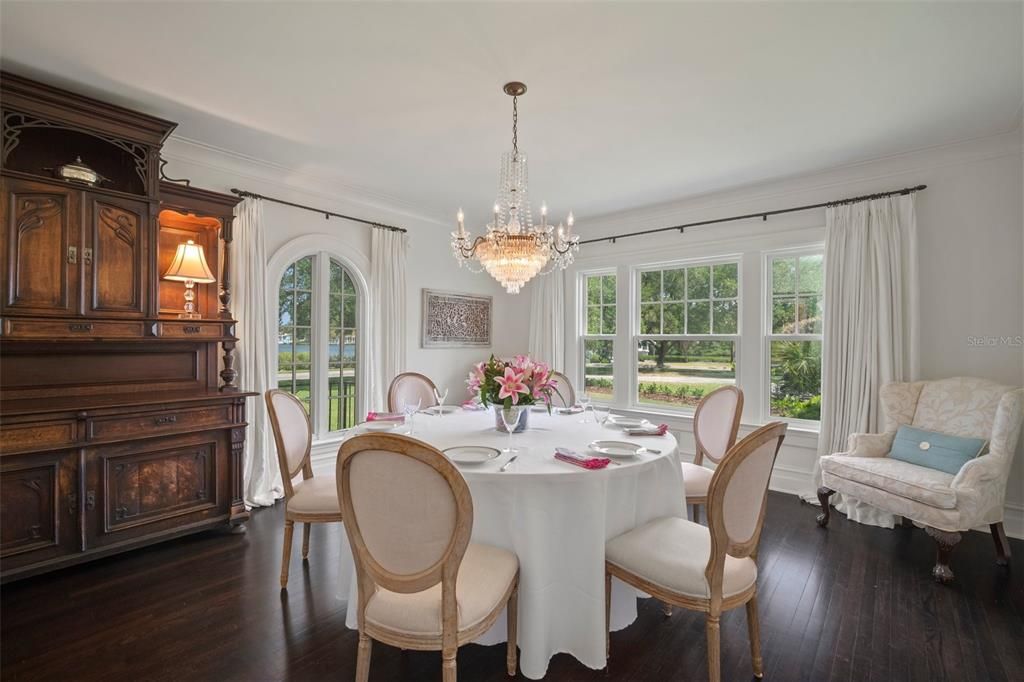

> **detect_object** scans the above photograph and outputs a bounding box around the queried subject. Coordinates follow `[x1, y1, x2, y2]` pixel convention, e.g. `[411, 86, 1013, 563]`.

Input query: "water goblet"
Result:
[433, 387, 449, 417]
[578, 393, 592, 423]
[402, 397, 422, 435]
[500, 404, 526, 454]
[593, 405, 611, 427]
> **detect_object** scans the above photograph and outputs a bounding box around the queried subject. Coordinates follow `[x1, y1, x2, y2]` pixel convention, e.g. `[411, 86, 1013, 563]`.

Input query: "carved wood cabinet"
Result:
[0, 72, 254, 582]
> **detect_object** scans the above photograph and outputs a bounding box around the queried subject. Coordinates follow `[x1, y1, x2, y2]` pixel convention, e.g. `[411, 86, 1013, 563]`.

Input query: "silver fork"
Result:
[499, 455, 518, 472]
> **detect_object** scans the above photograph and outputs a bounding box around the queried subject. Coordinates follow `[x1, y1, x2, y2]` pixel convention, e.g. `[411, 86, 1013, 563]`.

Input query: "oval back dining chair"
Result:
[337, 433, 520, 682]
[265, 389, 343, 589]
[683, 385, 744, 523]
[605, 421, 787, 682]
[549, 370, 576, 408]
[387, 372, 439, 413]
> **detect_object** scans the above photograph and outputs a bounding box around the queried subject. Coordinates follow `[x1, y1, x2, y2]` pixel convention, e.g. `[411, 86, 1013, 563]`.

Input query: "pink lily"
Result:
[495, 367, 530, 404]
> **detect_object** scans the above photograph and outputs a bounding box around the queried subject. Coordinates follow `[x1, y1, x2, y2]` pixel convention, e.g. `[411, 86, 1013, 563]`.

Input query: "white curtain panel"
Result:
[233, 198, 283, 508]
[527, 270, 566, 371]
[369, 227, 408, 411]
[810, 194, 919, 527]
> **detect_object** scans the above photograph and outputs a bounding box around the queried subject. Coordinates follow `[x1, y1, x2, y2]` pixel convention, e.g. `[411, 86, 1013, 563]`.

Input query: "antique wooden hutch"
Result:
[0, 72, 254, 581]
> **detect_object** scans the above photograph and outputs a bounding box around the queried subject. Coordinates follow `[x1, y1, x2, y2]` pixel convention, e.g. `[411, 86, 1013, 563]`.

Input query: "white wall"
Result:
[541, 127, 1024, 536]
[161, 139, 530, 429]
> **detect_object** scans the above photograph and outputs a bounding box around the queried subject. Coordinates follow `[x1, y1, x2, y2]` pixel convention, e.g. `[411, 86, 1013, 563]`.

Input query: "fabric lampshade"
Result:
[163, 240, 216, 283]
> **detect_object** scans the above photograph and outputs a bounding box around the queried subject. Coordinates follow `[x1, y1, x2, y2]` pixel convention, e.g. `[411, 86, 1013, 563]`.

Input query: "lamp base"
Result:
[177, 312, 202, 320]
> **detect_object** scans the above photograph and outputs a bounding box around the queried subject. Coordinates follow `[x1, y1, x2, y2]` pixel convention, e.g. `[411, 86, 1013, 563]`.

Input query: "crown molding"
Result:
[161, 135, 449, 229]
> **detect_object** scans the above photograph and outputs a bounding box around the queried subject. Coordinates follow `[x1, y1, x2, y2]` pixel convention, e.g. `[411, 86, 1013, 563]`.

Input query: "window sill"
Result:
[605, 405, 820, 448]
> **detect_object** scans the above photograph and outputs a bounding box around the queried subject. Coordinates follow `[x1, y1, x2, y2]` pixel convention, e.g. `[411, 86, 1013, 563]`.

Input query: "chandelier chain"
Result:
[512, 96, 518, 156]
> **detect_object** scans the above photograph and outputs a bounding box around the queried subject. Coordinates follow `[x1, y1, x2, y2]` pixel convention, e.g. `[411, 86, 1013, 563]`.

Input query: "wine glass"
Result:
[433, 387, 449, 416]
[402, 397, 422, 435]
[593, 405, 610, 427]
[578, 393, 592, 423]
[500, 404, 526, 454]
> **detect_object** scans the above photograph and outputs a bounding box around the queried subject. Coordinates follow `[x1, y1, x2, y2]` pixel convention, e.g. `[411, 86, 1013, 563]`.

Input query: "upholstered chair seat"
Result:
[606, 517, 757, 599]
[816, 377, 1024, 584]
[365, 542, 518, 637]
[680, 463, 715, 501]
[287, 475, 344, 515]
[606, 422, 787, 682]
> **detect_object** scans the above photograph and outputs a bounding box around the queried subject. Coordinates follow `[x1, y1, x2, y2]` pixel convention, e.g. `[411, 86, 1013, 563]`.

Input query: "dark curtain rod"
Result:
[230, 188, 407, 233]
[580, 184, 926, 245]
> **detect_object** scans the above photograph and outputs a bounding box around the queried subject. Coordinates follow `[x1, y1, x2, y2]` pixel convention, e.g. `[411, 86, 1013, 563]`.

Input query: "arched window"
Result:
[277, 252, 361, 437]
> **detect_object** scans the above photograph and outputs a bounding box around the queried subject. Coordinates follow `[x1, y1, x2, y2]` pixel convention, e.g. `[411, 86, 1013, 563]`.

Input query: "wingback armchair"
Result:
[816, 377, 1023, 583]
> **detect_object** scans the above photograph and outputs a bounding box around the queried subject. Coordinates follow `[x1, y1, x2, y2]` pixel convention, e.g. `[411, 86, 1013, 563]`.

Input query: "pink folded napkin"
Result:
[366, 411, 405, 422]
[625, 423, 669, 436]
[554, 451, 611, 470]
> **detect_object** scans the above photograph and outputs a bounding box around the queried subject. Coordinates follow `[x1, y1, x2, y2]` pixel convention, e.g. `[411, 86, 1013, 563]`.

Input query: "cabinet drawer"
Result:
[1, 318, 149, 339]
[156, 321, 227, 339]
[0, 420, 77, 454]
[88, 405, 232, 441]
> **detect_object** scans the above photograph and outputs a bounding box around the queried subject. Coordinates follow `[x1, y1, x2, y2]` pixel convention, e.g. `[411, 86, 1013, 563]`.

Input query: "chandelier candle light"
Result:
[451, 82, 579, 294]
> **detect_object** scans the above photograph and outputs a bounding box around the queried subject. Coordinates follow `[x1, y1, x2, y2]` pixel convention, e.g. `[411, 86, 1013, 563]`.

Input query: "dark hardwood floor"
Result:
[2, 492, 1021, 681]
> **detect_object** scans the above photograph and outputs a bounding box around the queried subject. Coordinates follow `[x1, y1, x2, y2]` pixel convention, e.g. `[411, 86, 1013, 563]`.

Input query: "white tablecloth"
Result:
[336, 409, 686, 679]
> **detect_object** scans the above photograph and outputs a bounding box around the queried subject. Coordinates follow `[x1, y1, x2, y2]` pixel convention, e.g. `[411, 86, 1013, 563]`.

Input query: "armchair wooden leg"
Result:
[356, 633, 372, 682]
[991, 523, 1011, 566]
[506, 581, 519, 676]
[705, 614, 721, 682]
[661, 602, 673, 617]
[746, 594, 764, 679]
[301, 523, 311, 560]
[816, 487, 835, 527]
[925, 526, 961, 583]
[280, 519, 295, 589]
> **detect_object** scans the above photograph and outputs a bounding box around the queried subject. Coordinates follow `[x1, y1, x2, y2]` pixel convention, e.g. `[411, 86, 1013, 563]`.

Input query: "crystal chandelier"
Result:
[451, 82, 579, 294]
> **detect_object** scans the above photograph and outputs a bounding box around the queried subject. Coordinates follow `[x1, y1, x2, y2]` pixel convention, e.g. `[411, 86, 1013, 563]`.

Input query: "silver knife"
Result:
[499, 455, 518, 472]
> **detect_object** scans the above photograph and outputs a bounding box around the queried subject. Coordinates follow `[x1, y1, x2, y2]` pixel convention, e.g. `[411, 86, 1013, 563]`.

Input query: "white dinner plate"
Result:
[424, 405, 460, 415]
[362, 420, 402, 432]
[444, 446, 501, 465]
[606, 416, 650, 429]
[588, 440, 645, 458]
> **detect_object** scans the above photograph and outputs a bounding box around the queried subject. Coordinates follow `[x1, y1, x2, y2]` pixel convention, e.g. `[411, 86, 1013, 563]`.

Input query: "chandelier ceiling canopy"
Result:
[451, 82, 579, 294]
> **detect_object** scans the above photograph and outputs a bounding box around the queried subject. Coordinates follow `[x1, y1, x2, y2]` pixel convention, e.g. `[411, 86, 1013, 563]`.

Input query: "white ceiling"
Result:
[1, 2, 1021, 227]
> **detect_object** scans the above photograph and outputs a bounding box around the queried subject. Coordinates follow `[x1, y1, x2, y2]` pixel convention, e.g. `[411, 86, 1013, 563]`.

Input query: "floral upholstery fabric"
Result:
[825, 377, 1023, 532]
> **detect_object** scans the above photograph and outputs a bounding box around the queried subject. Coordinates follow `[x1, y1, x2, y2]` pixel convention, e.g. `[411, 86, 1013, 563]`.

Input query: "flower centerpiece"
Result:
[467, 355, 559, 433]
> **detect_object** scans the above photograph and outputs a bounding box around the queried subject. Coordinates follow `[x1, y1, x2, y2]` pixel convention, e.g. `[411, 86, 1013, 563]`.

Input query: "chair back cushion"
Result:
[266, 390, 311, 481]
[694, 386, 743, 463]
[549, 371, 576, 408]
[889, 425, 987, 475]
[388, 373, 438, 413]
[338, 434, 473, 594]
[707, 422, 786, 557]
[911, 377, 1012, 440]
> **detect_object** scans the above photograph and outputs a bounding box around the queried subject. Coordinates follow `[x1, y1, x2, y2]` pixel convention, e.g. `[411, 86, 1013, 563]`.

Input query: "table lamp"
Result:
[163, 239, 216, 319]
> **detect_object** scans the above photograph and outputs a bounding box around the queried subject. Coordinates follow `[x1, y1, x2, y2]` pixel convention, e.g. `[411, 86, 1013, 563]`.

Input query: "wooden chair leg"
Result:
[356, 632, 372, 682]
[442, 648, 457, 682]
[506, 581, 519, 676]
[605, 570, 612, 661]
[991, 522, 1011, 566]
[280, 519, 295, 588]
[301, 523, 311, 560]
[705, 614, 721, 682]
[746, 594, 764, 679]
[816, 487, 835, 527]
[924, 526, 961, 583]
[661, 602, 673, 617]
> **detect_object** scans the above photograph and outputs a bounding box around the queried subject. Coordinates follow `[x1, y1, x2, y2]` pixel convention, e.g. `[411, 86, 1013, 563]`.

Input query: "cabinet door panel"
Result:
[1, 178, 80, 316]
[86, 430, 229, 547]
[87, 195, 148, 316]
[0, 450, 79, 568]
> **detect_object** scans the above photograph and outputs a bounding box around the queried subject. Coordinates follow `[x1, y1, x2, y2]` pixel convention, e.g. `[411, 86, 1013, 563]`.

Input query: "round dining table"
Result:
[335, 407, 686, 680]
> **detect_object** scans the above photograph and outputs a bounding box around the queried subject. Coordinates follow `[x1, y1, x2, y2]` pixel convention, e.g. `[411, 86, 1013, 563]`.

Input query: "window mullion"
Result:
[313, 252, 330, 439]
